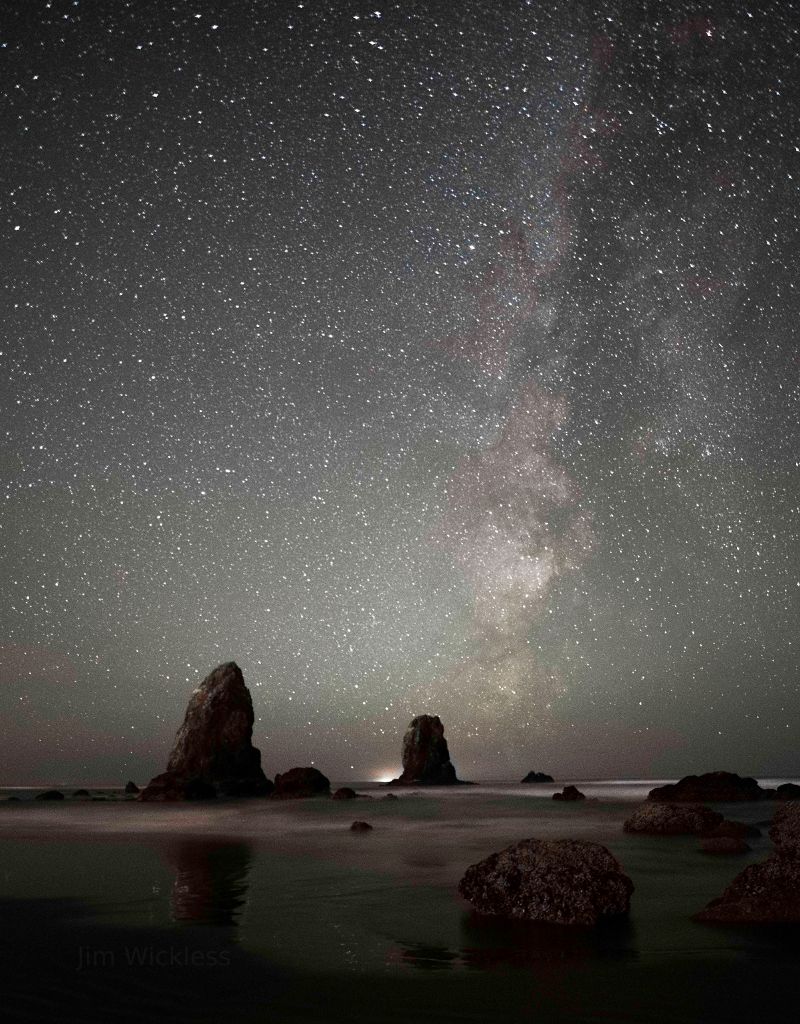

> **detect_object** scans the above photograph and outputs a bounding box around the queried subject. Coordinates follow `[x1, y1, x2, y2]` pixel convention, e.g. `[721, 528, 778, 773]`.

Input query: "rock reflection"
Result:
[165, 840, 252, 926]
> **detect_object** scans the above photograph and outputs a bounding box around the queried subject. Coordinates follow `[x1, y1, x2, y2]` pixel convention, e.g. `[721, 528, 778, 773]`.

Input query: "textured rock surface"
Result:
[521, 771, 554, 784]
[386, 715, 461, 785]
[648, 772, 767, 803]
[139, 662, 272, 801]
[623, 802, 723, 835]
[700, 837, 751, 855]
[553, 785, 585, 802]
[272, 766, 331, 799]
[769, 803, 800, 853]
[694, 854, 800, 923]
[458, 838, 633, 926]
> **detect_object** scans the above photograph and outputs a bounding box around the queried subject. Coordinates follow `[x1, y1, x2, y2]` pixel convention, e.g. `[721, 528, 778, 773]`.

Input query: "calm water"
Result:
[1, 780, 797, 1023]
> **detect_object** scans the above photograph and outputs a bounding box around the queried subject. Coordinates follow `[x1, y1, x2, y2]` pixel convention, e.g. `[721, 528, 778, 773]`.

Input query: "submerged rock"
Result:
[520, 771, 555, 784]
[35, 790, 64, 801]
[139, 662, 272, 801]
[332, 787, 357, 801]
[553, 785, 585, 802]
[700, 837, 751, 855]
[385, 715, 464, 785]
[124, 780, 140, 795]
[705, 819, 761, 840]
[383, 793, 399, 801]
[458, 838, 633, 926]
[350, 820, 373, 832]
[648, 772, 767, 803]
[623, 802, 723, 835]
[272, 767, 330, 799]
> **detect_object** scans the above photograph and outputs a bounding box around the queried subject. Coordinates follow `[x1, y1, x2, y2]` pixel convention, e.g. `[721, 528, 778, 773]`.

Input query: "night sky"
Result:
[3, 0, 799, 785]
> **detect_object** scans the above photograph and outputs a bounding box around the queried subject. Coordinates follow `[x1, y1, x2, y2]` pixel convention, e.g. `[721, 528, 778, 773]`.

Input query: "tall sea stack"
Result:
[139, 662, 272, 800]
[386, 714, 465, 785]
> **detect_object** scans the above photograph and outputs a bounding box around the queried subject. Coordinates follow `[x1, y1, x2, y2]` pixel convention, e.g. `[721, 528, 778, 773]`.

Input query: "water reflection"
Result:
[397, 912, 636, 971]
[164, 840, 252, 927]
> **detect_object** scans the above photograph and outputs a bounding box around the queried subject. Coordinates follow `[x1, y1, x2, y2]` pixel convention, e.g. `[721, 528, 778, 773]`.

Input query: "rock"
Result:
[272, 767, 330, 799]
[350, 820, 373, 832]
[521, 771, 555, 784]
[72, 789, 90, 798]
[553, 785, 585, 802]
[694, 854, 800, 923]
[700, 837, 751, 855]
[139, 662, 272, 801]
[458, 838, 633, 926]
[648, 772, 767, 803]
[385, 715, 464, 785]
[775, 782, 800, 801]
[35, 790, 64, 801]
[623, 802, 723, 835]
[769, 803, 800, 853]
[705, 819, 761, 839]
[124, 780, 140, 795]
[332, 787, 357, 800]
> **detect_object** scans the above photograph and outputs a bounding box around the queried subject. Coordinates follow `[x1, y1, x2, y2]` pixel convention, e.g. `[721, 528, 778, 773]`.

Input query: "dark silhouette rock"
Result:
[139, 663, 272, 801]
[124, 780, 139, 795]
[35, 790, 64, 801]
[350, 820, 373, 832]
[648, 772, 767, 803]
[623, 802, 723, 835]
[700, 837, 751, 855]
[331, 787, 357, 800]
[694, 854, 800, 923]
[553, 785, 585, 802]
[385, 715, 464, 785]
[458, 838, 633, 926]
[776, 782, 800, 801]
[521, 771, 554, 784]
[272, 767, 330, 799]
[72, 789, 90, 798]
[706, 819, 761, 839]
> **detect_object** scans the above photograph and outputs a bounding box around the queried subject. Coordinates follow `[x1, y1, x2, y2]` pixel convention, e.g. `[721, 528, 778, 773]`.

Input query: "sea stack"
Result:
[139, 662, 273, 800]
[385, 714, 464, 785]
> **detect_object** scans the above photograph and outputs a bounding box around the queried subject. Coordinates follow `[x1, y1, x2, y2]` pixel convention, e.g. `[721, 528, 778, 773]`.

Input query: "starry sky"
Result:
[2, 0, 799, 785]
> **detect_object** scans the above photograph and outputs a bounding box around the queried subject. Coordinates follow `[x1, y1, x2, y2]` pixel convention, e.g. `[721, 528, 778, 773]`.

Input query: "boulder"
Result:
[648, 772, 767, 803]
[623, 802, 723, 835]
[458, 838, 633, 926]
[124, 780, 140, 795]
[769, 803, 800, 853]
[385, 715, 463, 785]
[350, 820, 373, 832]
[694, 854, 800, 923]
[553, 785, 585, 802]
[272, 767, 330, 799]
[72, 789, 90, 798]
[775, 782, 800, 801]
[700, 837, 751, 855]
[35, 790, 64, 801]
[521, 771, 554, 784]
[139, 663, 272, 801]
[332, 787, 357, 801]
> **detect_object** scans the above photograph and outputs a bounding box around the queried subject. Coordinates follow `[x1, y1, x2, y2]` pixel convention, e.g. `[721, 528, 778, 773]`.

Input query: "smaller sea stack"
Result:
[385, 714, 466, 785]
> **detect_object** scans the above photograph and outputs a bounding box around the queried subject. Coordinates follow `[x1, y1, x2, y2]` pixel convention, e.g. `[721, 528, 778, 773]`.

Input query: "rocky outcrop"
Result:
[553, 785, 585, 802]
[332, 787, 357, 800]
[35, 790, 64, 801]
[272, 767, 330, 799]
[385, 715, 464, 785]
[775, 782, 800, 801]
[124, 780, 139, 795]
[139, 662, 272, 801]
[521, 771, 554, 784]
[648, 772, 767, 803]
[350, 820, 373, 832]
[458, 839, 633, 926]
[72, 789, 90, 798]
[623, 802, 723, 835]
[694, 806, 800, 923]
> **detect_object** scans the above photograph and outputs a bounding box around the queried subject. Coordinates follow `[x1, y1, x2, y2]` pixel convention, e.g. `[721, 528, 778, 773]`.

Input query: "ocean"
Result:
[1, 779, 797, 1023]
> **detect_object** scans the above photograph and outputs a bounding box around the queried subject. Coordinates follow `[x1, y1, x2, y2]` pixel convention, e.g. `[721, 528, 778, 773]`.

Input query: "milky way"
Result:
[2, 1, 799, 783]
